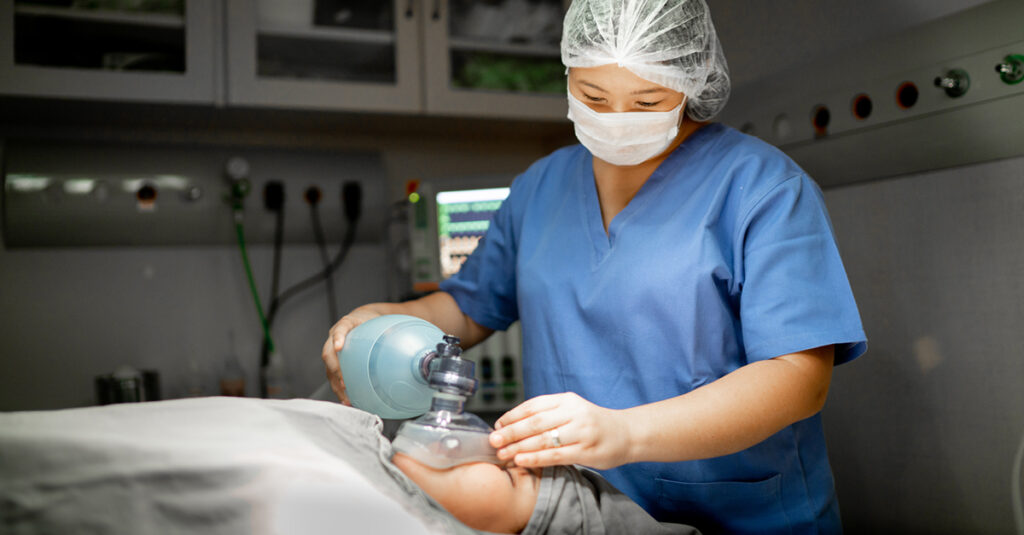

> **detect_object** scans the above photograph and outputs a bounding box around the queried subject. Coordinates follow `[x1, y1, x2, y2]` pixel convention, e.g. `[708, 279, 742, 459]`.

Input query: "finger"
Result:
[320, 334, 353, 405]
[320, 338, 348, 399]
[331, 326, 346, 352]
[496, 433, 547, 460]
[512, 443, 585, 468]
[321, 337, 339, 372]
[490, 410, 571, 448]
[326, 369, 351, 405]
[495, 428, 569, 460]
[497, 421, 581, 459]
[495, 394, 564, 429]
[321, 338, 344, 387]
[331, 317, 358, 351]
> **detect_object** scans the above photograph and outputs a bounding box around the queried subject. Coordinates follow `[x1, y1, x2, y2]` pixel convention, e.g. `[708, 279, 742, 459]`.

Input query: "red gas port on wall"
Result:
[851, 93, 873, 120]
[136, 183, 157, 212]
[811, 105, 830, 137]
[896, 81, 919, 109]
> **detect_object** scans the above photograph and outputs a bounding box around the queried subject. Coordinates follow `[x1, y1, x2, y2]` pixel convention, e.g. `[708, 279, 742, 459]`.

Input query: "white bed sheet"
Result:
[0, 397, 481, 535]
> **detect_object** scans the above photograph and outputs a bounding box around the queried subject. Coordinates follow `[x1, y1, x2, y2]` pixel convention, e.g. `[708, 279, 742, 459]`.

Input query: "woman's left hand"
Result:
[488, 392, 632, 470]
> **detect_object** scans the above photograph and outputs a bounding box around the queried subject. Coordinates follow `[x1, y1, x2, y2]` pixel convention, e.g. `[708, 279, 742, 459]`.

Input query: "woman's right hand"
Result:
[320, 306, 383, 405]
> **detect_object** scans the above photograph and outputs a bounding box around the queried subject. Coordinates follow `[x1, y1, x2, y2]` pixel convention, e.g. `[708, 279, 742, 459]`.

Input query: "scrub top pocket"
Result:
[655, 474, 793, 535]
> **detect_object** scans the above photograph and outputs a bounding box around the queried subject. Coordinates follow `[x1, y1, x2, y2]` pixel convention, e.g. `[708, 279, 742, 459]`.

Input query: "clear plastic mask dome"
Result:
[392, 392, 501, 469]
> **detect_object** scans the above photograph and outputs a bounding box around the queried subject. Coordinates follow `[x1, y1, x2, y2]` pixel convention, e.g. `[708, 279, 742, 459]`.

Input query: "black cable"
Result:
[260, 181, 286, 398]
[309, 202, 338, 326]
[268, 223, 356, 323]
[258, 209, 285, 397]
[267, 182, 361, 326]
[270, 208, 285, 318]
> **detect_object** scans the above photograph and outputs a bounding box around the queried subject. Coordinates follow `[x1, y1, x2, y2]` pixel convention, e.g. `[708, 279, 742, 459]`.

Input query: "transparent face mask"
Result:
[391, 392, 500, 469]
[390, 344, 502, 469]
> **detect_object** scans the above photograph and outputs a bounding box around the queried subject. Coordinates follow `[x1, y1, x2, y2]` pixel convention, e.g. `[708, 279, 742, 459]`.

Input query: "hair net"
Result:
[561, 0, 731, 121]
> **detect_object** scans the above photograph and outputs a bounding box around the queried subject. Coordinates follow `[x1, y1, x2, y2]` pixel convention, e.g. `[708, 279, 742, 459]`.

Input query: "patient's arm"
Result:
[393, 453, 541, 533]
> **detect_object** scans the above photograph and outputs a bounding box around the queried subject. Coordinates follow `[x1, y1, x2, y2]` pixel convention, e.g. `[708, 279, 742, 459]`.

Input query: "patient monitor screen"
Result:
[436, 187, 510, 279]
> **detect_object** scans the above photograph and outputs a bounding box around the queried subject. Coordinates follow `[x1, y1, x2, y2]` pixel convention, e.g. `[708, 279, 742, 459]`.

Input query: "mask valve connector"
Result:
[392, 333, 501, 469]
[427, 335, 478, 396]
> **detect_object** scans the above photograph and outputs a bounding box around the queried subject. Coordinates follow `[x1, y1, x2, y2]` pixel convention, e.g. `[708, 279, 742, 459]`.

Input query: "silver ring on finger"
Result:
[548, 428, 562, 448]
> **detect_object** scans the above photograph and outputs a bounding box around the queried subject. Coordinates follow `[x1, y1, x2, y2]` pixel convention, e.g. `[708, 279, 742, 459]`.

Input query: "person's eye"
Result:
[637, 100, 663, 108]
[583, 93, 606, 103]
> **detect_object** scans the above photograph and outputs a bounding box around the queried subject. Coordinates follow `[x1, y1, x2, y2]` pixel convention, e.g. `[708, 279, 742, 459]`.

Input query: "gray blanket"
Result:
[0, 397, 698, 534]
[0, 397, 475, 535]
[523, 466, 700, 535]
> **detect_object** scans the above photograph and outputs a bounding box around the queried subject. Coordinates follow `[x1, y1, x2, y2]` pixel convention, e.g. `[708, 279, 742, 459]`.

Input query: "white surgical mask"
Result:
[567, 92, 685, 166]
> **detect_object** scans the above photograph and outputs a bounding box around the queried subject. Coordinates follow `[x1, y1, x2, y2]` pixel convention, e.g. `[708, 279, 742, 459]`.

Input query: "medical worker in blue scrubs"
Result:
[322, 0, 866, 532]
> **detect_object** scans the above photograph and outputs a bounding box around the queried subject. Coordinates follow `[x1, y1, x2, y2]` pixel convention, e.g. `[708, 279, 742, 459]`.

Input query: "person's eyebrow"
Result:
[576, 79, 666, 96]
[630, 87, 667, 95]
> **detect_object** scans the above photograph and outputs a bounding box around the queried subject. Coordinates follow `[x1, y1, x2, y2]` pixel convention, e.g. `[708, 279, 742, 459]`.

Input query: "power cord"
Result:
[267, 181, 362, 326]
[254, 180, 362, 397]
[306, 186, 338, 326]
[265, 181, 286, 314]
[258, 181, 286, 398]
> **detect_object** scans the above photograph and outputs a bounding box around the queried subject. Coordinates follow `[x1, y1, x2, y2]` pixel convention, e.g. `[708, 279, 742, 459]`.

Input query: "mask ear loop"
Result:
[659, 95, 688, 141]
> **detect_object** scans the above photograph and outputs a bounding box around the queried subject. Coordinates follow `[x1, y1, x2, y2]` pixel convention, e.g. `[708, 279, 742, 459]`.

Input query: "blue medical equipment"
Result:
[337, 314, 500, 468]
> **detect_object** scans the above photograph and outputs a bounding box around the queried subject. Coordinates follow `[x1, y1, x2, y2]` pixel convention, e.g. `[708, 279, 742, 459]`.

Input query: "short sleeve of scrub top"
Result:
[436, 164, 530, 331]
[737, 173, 866, 365]
[441, 123, 866, 534]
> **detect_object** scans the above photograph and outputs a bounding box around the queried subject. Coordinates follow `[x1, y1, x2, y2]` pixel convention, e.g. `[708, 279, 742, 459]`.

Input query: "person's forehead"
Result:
[569, 65, 674, 93]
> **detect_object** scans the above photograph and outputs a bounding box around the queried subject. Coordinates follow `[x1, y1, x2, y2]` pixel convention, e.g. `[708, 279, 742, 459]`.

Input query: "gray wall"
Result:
[822, 156, 1024, 533]
[0, 130, 551, 411]
[0, 237, 386, 408]
[707, 0, 1022, 532]
[711, 0, 994, 90]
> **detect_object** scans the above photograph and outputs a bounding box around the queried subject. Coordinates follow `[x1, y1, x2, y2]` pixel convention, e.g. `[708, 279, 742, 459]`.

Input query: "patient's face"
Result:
[392, 452, 541, 534]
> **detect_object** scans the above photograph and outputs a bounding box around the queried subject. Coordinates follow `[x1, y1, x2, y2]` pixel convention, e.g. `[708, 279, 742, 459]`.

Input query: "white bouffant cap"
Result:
[561, 0, 731, 121]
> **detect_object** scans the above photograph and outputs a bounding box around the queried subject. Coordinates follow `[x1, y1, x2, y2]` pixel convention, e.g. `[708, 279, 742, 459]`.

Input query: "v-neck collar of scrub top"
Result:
[581, 123, 720, 263]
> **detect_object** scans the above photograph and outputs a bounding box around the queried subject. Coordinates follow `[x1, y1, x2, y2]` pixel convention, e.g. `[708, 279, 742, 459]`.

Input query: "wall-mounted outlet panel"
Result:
[719, 0, 1024, 187]
[2, 140, 386, 247]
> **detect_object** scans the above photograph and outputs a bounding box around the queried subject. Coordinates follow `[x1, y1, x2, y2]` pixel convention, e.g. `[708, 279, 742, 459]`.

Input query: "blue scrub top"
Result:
[441, 123, 866, 534]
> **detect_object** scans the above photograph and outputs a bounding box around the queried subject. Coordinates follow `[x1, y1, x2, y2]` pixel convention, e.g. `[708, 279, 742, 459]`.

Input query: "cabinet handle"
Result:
[431, 0, 441, 21]
[404, 0, 414, 19]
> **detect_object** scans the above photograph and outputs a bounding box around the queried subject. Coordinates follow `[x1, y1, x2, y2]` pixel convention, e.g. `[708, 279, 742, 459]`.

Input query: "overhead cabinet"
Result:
[0, 0, 217, 104]
[1, 0, 569, 120]
[422, 0, 568, 119]
[225, 0, 421, 113]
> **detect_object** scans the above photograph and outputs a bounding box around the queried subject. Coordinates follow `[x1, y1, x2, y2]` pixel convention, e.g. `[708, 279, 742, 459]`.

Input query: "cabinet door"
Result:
[422, 0, 568, 120]
[225, 0, 421, 113]
[0, 0, 216, 104]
